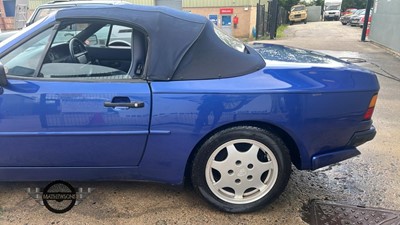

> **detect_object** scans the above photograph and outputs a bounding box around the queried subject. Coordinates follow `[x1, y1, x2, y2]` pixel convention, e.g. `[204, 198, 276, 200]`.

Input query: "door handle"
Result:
[104, 101, 144, 108]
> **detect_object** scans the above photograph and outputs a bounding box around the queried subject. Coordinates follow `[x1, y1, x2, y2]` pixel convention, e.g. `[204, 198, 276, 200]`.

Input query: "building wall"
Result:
[369, 0, 400, 53]
[184, 6, 256, 38]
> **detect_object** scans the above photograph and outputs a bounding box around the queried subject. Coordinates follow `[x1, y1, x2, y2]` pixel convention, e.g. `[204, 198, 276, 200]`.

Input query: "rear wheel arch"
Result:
[184, 121, 302, 183]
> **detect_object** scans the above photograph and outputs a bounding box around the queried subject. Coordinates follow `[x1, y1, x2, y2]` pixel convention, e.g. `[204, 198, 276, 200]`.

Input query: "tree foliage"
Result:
[341, 0, 370, 10]
[278, 0, 300, 11]
[298, 0, 323, 6]
[314, 0, 324, 6]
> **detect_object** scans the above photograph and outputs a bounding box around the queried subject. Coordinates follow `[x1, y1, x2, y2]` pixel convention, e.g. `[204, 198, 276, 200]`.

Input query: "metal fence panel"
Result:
[307, 6, 321, 22]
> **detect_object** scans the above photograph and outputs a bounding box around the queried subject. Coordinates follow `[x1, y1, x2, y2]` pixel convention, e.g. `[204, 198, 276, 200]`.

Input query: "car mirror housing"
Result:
[87, 34, 98, 45]
[0, 63, 8, 87]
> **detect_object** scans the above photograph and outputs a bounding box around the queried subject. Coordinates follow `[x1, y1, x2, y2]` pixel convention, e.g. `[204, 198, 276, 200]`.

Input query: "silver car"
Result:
[340, 9, 362, 25]
[349, 9, 366, 26]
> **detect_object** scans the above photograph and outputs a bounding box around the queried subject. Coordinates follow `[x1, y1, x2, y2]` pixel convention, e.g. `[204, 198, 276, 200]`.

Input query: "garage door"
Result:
[155, 0, 182, 10]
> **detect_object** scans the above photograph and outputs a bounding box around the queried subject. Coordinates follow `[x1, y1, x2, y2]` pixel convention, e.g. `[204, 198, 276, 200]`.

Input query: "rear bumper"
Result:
[350, 20, 360, 25]
[311, 126, 376, 170]
[347, 125, 376, 147]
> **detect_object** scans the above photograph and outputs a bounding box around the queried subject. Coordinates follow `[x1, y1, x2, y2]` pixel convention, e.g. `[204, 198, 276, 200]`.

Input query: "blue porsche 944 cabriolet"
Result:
[0, 3, 379, 213]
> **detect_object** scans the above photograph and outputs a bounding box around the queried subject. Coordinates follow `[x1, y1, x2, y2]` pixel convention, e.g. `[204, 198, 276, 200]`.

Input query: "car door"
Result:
[0, 22, 151, 167]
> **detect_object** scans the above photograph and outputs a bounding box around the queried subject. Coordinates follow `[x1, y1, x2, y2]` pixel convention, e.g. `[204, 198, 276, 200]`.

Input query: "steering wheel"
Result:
[69, 38, 90, 64]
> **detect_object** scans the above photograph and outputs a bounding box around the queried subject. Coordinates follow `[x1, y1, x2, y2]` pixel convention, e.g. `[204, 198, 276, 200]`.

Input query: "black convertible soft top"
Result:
[56, 4, 265, 80]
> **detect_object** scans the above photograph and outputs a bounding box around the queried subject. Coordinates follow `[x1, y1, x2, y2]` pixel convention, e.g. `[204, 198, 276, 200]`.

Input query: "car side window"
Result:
[39, 22, 138, 80]
[87, 24, 132, 48]
[88, 25, 110, 47]
[0, 28, 53, 77]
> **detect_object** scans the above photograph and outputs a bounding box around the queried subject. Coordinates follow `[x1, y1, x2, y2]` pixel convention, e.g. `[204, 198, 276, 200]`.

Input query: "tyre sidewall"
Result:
[191, 127, 291, 213]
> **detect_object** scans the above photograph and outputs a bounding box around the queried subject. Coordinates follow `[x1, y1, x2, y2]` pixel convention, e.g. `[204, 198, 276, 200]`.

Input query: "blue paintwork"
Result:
[0, 9, 379, 184]
[0, 80, 151, 167]
[141, 66, 379, 183]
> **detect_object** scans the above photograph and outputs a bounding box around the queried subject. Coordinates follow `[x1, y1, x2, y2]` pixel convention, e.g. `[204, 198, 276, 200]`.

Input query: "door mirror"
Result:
[87, 34, 98, 45]
[0, 63, 7, 87]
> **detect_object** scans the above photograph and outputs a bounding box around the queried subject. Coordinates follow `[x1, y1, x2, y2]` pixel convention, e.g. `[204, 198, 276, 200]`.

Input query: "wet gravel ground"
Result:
[0, 22, 399, 224]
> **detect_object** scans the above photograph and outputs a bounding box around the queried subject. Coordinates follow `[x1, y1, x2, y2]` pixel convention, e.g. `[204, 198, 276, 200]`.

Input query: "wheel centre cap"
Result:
[237, 168, 247, 177]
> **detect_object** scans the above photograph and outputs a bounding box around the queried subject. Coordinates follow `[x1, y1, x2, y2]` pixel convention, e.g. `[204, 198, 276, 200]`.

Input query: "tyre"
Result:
[191, 126, 291, 213]
[341, 22, 347, 25]
[303, 19, 307, 24]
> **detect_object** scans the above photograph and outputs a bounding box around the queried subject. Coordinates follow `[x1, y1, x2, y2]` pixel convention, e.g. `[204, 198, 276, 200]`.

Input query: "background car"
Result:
[350, 9, 366, 26]
[323, 4, 341, 21]
[0, 4, 379, 213]
[340, 8, 361, 25]
[341, 8, 357, 16]
[288, 4, 308, 25]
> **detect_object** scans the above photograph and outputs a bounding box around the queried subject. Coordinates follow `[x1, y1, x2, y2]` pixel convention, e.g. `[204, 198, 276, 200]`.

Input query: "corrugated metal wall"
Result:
[369, 0, 400, 53]
[183, 0, 270, 7]
[155, 0, 181, 9]
[28, 0, 155, 11]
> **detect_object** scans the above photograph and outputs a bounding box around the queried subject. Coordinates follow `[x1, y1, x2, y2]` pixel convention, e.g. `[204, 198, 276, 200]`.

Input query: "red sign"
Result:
[220, 8, 233, 14]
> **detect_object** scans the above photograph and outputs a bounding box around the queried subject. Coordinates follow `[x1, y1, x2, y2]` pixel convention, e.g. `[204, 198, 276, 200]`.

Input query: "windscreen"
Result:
[327, 5, 340, 10]
[291, 6, 305, 11]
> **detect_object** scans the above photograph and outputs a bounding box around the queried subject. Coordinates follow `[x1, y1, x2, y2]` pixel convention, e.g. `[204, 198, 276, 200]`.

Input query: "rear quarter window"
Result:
[213, 26, 245, 53]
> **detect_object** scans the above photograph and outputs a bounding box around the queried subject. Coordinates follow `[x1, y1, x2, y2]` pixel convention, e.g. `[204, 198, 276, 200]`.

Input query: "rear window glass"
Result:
[213, 26, 245, 53]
